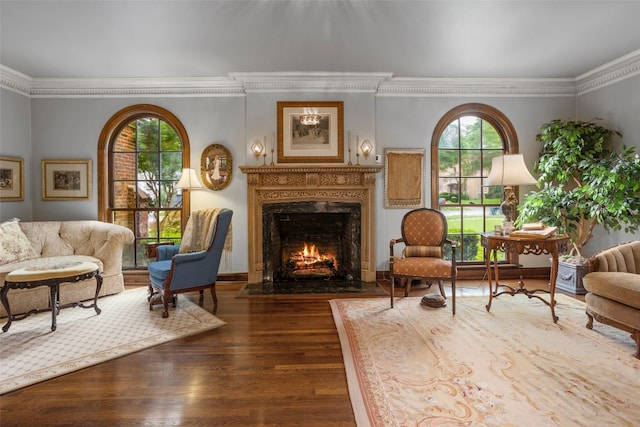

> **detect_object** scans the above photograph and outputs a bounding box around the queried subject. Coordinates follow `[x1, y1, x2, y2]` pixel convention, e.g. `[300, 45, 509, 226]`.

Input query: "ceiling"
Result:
[1, 0, 640, 81]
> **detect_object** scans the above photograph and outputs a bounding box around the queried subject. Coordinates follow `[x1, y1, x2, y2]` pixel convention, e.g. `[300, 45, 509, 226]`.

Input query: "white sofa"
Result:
[0, 219, 134, 318]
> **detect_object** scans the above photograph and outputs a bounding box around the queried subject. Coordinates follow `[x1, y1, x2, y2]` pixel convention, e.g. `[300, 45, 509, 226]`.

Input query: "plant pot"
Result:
[556, 260, 589, 295]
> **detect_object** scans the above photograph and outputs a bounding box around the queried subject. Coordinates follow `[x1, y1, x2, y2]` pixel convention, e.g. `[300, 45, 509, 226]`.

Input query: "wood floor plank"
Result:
[0, 279, 570, 426]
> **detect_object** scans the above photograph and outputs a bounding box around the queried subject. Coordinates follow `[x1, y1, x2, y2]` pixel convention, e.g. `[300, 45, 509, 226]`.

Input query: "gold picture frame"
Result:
[42, 159, 92, 200]
[0, 156, 24, 201]
[201, 144, 232, 191]
[384, 148, 425, 209]
[277, 101, 344, 163]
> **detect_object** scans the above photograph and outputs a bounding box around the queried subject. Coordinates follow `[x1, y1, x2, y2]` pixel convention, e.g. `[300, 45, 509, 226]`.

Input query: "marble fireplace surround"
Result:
[239, 165, 383, 284]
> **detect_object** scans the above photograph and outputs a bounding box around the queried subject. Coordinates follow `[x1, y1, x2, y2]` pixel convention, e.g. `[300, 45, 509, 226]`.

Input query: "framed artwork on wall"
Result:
[201, 144, 232, 191]
[277, 101, 344, 163]
[0, 156, 24, 201]
[42, 159, 92, 200]
[384, 148, 425, 208]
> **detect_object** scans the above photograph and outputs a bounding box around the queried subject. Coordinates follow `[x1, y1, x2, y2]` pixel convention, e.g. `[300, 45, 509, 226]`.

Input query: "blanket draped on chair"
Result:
[178, 208, 232, 254]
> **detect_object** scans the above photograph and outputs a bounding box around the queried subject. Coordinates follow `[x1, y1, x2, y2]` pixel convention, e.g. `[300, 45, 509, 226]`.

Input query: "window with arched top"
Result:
[431, 103, 518, 264]
[98, 104, 190, 269]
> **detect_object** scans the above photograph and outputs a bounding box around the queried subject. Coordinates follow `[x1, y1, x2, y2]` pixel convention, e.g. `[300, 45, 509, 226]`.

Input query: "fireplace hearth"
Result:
[240, 165, 383, 285]
[263, 201, 361, 283]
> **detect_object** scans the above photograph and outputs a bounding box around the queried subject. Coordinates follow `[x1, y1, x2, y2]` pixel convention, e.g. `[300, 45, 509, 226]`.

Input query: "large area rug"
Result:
[330, 294, 640, 426]
[0, 287, 225, 395]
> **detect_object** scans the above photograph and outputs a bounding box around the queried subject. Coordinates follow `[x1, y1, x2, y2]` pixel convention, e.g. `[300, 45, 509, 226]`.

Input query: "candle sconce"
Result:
[360, 139, 373, 159]
[251, 139, 264, 159]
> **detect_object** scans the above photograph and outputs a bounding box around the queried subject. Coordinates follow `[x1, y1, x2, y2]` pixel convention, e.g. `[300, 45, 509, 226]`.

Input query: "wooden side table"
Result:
[481, 233, 570, 323]
[1, 260, 102, 332]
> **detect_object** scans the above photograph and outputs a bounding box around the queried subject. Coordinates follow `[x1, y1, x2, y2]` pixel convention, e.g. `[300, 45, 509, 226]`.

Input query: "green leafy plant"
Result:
[517, 119, 640, 259]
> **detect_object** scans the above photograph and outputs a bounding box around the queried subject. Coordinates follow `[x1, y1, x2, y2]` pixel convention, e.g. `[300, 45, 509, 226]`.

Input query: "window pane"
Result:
[439, 121, 460, 148]
[113, 153, 136, 180]
[482, 121, 502, 149]
[439, 178, 460, 204]
[459, 116, 481, 149]
[483, 185, 502, 205]
[439, 150, 459, 177]
[136, 118, 159, 151]
[138, 181, 158, 208]
[138, 152, 159, 178]
[159, 182, 178, 208]
[160, 122, 181, 151]
[160, 152, 182, 180]
[485, 206, 504, 230]
[460, 151, 481, 177]
[112, 181, 134, 208]
[158, 210, 182, 240]
[461, 177, 483, 203]
[136, 210, 155, 238]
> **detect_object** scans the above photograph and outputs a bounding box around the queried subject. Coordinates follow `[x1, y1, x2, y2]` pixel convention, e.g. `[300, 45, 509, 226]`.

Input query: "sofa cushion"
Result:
[583, 272, 640, 310]
[0, 219, 38, 266]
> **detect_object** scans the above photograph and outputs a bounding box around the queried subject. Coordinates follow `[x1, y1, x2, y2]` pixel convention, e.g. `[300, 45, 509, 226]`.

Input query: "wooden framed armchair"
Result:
[148, 208, 233, 318]
[389, 208, 457, 314]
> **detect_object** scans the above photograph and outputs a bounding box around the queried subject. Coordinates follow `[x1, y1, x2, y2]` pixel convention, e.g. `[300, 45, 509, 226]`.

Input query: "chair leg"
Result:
[404, 278, 412, 297]
[210, 284, 218, 307]
[161, 289, 171, 318]
[451, 278, 456, 315]
[390, 277, 395, 308]
[437, 280, 446, 299]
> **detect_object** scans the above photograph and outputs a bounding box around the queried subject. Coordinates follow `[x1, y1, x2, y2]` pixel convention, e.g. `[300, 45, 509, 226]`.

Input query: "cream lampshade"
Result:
[175, 168, 203, 190]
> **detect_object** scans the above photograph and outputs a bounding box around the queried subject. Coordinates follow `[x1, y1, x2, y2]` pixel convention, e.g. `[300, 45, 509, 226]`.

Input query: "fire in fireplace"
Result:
[262, 201, 361, 283]
[285, 243, 338, 278]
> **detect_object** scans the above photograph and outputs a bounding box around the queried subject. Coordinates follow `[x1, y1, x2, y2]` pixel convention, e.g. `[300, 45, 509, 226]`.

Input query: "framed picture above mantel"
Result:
[277, 101, 344, 163]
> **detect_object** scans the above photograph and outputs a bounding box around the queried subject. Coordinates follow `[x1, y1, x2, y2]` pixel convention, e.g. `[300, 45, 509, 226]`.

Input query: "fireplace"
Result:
[263, 201, 361, 282]
[240, 165, 383, 284]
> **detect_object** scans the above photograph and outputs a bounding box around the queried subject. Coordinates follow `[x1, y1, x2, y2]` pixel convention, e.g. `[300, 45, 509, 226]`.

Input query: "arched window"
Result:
[98, 104, 190, 269]
[431, 103, 518, 264]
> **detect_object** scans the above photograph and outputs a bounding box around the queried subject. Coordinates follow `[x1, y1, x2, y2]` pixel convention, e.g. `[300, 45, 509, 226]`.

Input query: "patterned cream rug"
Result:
[1, 287, 225, 394]
[331, 294, 640, 426]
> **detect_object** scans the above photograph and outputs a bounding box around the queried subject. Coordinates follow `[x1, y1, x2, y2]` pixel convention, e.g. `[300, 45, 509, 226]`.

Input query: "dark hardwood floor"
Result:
[0, 279, 576, 426]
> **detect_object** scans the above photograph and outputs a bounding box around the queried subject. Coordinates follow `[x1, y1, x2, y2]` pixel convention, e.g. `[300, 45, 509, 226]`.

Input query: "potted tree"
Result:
[517, 119, 640, 293]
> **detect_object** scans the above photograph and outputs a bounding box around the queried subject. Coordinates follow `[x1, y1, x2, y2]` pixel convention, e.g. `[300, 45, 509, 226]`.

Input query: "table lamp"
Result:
[485, 154, 537, 232]
[175, 168, 203, 190]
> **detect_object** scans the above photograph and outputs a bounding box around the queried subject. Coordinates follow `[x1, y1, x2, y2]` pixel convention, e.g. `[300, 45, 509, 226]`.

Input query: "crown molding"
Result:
[2, 50, 639, 97]
[228, 72, 393, 92]
[377, 77, 576, 97]
[0, 65, 32, 96]
[575, 48, 640, 95]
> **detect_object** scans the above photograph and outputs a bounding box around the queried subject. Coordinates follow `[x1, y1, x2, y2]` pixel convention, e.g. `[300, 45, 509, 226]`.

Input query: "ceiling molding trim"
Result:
[229, 72, 393, 93]
[28, 77, 246, 98]
[576, 48, 640, 96]
[0, 65, 32, 96]
[377, 78, 577, 97]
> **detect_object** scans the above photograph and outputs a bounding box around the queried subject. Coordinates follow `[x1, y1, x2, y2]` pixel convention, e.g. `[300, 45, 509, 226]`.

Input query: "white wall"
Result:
[577, 74, 640, 255]
[0, 88, 32, 220]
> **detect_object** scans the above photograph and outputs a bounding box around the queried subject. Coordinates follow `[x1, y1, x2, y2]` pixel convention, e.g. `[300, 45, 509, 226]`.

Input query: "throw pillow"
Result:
[0, 219, 39, 266]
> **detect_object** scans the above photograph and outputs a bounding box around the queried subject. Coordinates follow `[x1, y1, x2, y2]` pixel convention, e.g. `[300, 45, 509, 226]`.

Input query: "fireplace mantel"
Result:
[240, 165, 383, 284]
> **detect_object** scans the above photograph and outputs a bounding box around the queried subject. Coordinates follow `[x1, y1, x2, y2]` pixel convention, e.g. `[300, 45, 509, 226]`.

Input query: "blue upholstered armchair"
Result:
[148, 208, 233, 318]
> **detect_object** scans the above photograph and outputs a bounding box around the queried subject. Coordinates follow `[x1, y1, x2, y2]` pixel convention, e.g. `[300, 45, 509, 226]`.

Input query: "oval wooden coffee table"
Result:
[1, 260, 102, 332]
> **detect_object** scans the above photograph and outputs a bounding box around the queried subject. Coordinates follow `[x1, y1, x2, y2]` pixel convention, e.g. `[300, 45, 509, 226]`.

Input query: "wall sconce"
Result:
[250, 139, 264, 159]
[360, 139, 373, 158]
[175, 168, 203, 190]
